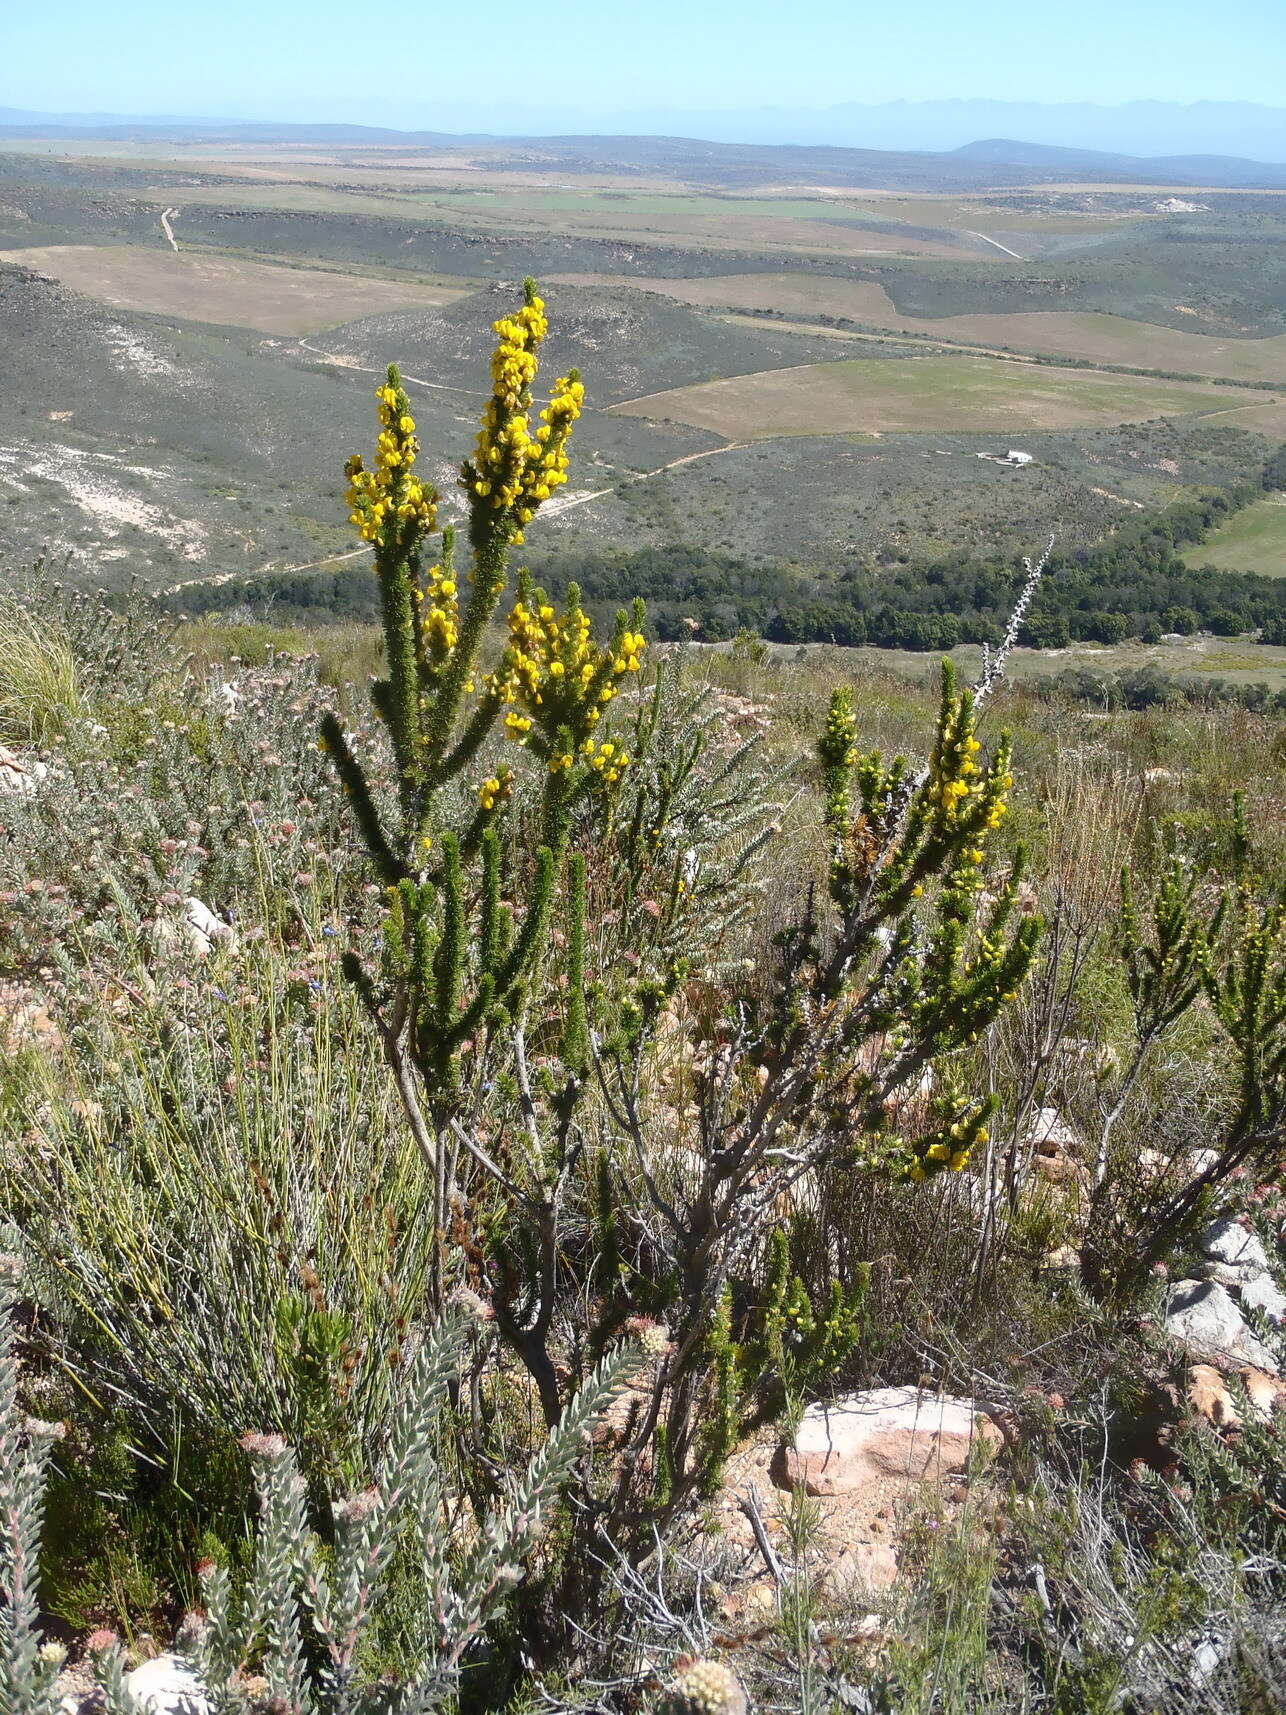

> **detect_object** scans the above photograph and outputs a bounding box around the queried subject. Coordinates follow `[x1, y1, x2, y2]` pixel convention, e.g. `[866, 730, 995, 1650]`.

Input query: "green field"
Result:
[770, 633, 1286, 691]
[611, 353, 1279, 438]
[1200, 495, 1286, 576]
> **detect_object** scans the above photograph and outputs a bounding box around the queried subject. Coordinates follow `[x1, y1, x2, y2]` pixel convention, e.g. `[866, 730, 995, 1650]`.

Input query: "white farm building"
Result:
[975, 448, 1035, 467]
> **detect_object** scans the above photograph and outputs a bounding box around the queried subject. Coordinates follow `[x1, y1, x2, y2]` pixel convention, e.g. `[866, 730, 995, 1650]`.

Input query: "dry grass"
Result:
[610, 353, 1271, 438]
[0, 244, 475, 334]
[560, 273, 1286, 384]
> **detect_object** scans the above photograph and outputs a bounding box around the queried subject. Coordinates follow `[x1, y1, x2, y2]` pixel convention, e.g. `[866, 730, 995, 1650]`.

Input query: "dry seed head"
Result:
[657, 1658, 748, 1715]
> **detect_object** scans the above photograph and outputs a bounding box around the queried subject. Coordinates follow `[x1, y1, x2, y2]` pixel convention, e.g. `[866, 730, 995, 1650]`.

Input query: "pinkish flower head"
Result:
[238, 1430, 289, 1458]
[333, 1487, 381, 1525]
[447, 1285, 494, 1323]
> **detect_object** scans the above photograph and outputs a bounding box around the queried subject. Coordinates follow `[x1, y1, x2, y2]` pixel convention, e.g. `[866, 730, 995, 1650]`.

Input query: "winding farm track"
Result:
[161, 432, 748, 597]
[295, 337, 501, 401]
[159, 208, 180, 252]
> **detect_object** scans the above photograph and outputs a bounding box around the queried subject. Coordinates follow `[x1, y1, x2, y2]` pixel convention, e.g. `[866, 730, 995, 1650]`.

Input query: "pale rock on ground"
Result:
[122, 1655, 209, 1715]
[1241, 1272, 1286, 1321]
[1024, 1107, 1088, 1188]
[0, 742, 48, 796]
[1187, 1362, 1286, 1429]
[1203, 1217, 1271, 1281]
[1138, 1146, 1217, 1186]
[1165, 1280, 1278, 1373]
[777, 1387, 1004, 1499]
[182, 897, 238, 956]
[1199, 1216, 1284, 1321]
[151, 898, 239, 962]
[0, 980, 62, 1053]
[713, 1392, 1004, 1608]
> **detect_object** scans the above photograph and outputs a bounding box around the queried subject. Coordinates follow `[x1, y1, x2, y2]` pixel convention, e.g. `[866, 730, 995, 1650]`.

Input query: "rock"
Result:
[1191, 1635, 1224, 1683]
[152, 898, 238, 963]
[1025, 1106, 1084, 1160]
[0, 981, 62, 1053]
[1242, 1367, 1286, 1417]
[1187, 1364, 1241, 1428]
[1042, 1245, 1080, 1271]
[1240, 1272, 1286, 1322]
[1202, 1218, 1270, 1280]
[774, 1386, 1003, 1498]
[1033, 1151, 1086, 1187]
[1187, 1363, 1286, 1429]
[183, 897, 238, 955]
[0, 744, 47, 797]
[124, 1655, 209, 1715]
[830, 1541, 900, 1593]
[1165, 1280, 1278, 1373]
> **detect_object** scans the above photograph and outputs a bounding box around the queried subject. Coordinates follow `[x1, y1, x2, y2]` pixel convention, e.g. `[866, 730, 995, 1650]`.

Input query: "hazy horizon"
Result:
[6, 0, 1286, 158]
[5, 97, 1286, 166]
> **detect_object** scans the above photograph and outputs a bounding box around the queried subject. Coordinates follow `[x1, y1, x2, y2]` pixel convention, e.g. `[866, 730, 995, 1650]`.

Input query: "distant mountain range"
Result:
[3, 106, 1286, 190]
[3, 98, 1284, 163]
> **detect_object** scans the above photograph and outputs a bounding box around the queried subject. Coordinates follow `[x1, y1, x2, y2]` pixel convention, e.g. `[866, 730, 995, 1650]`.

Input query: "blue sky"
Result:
[6, 0, 1285, 129]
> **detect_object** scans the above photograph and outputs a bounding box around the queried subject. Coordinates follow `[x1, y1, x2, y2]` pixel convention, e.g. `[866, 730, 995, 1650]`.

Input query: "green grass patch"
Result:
[1199, 495, 1286, 576]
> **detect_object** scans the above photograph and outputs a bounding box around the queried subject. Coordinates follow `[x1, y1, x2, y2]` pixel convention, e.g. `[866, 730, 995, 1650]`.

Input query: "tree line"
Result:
[166, 449, 1286, 653]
